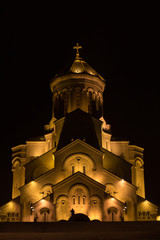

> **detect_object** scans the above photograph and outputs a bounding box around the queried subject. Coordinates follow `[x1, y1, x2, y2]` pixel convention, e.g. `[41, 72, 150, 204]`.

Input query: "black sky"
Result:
[0, 2, 160, 206]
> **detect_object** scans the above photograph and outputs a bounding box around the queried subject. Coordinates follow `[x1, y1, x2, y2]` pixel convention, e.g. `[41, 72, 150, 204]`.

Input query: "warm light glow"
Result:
[0, 44, 157, 224]
[157, 216, 160, 221]
[52, 154, 55, 163]
[8, 201, 14, 207]
[89, 211, 102, 221]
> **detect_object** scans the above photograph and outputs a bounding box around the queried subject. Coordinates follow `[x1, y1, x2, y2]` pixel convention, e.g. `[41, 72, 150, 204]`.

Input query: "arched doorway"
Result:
[40, 207, 50, 222]
[108, 207, 118, 221]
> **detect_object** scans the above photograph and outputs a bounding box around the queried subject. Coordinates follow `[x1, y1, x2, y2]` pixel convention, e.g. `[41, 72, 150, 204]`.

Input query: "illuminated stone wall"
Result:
[0, 45, 159, 223]
[16, 139, 139, 222]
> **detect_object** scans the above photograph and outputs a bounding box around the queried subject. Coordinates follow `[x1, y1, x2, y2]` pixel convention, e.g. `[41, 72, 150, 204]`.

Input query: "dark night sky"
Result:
[0, 2, 160, 206]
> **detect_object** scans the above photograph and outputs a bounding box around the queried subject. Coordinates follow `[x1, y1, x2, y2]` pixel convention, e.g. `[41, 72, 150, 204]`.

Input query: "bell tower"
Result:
[50, 43, 106, 120]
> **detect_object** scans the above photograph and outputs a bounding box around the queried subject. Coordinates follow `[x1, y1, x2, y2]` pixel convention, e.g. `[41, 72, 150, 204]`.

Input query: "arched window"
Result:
[72, 166, 75, 175]
[63, 153, 96, 178]
[63, 91, 68, 115]
[88, 91, 93, 114]
[108, 207, 118, 222]
[73, 196, 75, 205]
[93, 200, 97, 205]
[83, 196, 86, 205]
[61, 200, 66, 205]
[40, 207, 50, 222]
[83, 166, 86, 174]
[75, 87, 81, 108]
[78, 196, 80, 204]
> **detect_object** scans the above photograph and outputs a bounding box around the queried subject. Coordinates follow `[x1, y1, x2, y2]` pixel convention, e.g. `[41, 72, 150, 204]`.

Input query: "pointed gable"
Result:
[53, 171, 106, 202]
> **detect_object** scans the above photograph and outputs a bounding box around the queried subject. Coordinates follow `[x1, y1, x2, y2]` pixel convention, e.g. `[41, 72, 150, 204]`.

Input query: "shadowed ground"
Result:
[0, 222, 160, 240]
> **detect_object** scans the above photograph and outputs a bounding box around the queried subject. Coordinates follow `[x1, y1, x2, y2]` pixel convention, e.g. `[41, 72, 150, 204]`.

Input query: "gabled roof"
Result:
[31, 172, 106, 207]
[53, 171, 106, 192]
[106, 193, 125, 206]
[101, 147, 132, 167]
[55, 138, 103, 157]
[103, 168, 138, 190]
[102, 147, 132, 183]
[137, 195, 159, 208]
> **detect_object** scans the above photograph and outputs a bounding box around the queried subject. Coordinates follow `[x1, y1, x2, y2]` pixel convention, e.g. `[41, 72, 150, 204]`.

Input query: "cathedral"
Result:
[0, 44, 159, 222]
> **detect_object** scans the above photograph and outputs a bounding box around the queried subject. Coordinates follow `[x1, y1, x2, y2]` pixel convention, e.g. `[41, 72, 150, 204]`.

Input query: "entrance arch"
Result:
[40, 207, 50, 222]
[108, 207, 118, 221]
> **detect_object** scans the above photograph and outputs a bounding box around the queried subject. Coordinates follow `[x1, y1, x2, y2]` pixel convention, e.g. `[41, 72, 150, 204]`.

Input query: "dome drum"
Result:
[50, 73, 105, 120]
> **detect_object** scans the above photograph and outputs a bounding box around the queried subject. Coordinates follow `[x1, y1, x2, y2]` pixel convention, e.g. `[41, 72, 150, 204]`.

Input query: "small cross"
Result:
[73, 43, 82, 59]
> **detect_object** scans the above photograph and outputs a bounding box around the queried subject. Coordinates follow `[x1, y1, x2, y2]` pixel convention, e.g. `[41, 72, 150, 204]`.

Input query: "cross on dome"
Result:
[73, 43, 82, 59]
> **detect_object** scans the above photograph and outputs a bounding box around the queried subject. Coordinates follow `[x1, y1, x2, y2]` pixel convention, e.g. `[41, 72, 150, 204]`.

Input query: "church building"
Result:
[0, 44, 159, 222]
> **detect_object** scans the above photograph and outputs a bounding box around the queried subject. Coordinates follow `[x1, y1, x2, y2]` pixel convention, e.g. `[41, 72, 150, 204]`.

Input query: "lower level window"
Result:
[72, 166, 75, 174]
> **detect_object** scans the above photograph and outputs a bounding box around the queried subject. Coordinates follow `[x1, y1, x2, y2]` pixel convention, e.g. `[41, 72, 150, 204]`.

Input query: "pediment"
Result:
[54, 139, 103, 159]
[53, 171, 105, 192]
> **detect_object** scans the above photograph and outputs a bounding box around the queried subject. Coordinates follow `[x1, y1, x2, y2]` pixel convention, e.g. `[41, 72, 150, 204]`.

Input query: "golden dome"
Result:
[70, 58, 103, 80]
[69, 43, 104, 80]
[51, 43, 105, 82]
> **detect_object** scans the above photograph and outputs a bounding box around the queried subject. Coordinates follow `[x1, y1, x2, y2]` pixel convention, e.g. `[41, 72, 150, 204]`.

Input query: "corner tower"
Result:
[50, 43, 106, 121]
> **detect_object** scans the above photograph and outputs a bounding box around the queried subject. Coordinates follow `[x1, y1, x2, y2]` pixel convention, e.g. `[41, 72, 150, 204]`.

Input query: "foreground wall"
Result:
[0, 222, 160, 240]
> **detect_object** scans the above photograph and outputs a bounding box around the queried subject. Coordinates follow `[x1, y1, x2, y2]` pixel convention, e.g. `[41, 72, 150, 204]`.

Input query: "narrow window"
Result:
[147, 211, 150, 219]
[83, 197, 85, 205]
[11, 212, 15, 217]
[112, 212, 114, 222]
[78, 196, 80, 204]
[73, 196, 75, 205]
[72, 166, 75, 175]
[88, 91, 92, 114]
[83, 166, 86, 174]
[44, 212, 46, 222]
